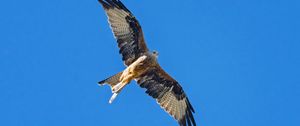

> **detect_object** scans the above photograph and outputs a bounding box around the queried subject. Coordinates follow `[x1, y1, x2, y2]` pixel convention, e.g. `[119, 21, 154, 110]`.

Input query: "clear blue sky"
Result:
[0, 0, 299, 126]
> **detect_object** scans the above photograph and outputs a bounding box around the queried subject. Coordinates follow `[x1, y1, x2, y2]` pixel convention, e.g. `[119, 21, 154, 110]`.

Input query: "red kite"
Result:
[98, 0, 196, 125]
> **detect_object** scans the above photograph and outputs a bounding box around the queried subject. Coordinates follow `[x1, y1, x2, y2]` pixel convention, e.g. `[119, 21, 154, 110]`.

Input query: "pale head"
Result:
[152, 50, 159, 58]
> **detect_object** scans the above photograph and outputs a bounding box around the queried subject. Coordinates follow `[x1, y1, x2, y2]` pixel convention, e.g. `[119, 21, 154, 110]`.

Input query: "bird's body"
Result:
[97, 0, 196, 126]
[99, 53, 156, 103]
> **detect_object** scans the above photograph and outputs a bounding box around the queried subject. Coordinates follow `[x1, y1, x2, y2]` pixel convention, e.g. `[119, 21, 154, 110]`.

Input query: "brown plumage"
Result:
[97, 0, 196, 126]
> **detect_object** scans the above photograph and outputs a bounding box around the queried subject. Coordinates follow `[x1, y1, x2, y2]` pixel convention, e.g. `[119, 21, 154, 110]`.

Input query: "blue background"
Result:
[1, 0, 299, 126]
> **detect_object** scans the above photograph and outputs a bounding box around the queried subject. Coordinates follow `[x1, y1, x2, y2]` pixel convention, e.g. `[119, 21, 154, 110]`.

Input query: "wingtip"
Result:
[97, 0, 104, 4]
[187, 108, 196, 126]
[98, 0, 110, 9]
[98, 0, 132, 14]
[186, 97, 195, 113]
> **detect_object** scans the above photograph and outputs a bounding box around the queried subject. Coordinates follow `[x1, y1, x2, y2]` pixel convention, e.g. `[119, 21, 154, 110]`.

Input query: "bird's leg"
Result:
[119, 55, 147, 81]
[109, 80, 128, 104]
[109, 92, 118, 104]
[109, 56, 147, 104]
[109, 69, 133, 104]
[112, 67, 133, 93]
[119, 66, 132, 83]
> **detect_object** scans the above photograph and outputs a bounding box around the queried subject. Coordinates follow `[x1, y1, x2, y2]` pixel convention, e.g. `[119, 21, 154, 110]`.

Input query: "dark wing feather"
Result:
[98, 0, 148, 66]
[136, 66, 196, 126]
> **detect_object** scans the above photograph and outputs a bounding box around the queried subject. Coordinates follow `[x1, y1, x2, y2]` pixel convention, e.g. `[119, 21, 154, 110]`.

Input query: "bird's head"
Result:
[152, 50, 159, 58]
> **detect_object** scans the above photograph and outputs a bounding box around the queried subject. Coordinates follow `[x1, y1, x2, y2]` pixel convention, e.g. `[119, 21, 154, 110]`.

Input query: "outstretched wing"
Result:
[136, 66, 196, 126]
[98, 0, 148, 66]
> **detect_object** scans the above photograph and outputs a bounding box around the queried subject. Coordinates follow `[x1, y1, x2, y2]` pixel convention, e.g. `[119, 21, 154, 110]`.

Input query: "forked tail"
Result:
[98, 72, 123, 87]
[98, 71, 123, 104]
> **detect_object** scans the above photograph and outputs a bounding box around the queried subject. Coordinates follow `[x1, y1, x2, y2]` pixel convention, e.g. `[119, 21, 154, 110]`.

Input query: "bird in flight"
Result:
[97, 0, 196, 125]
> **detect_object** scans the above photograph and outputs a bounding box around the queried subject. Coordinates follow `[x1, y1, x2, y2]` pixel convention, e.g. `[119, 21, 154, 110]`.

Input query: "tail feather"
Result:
[99, 71, 124, 104]
[98, 79, 106, 85]
[98, 72, 123, 87]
